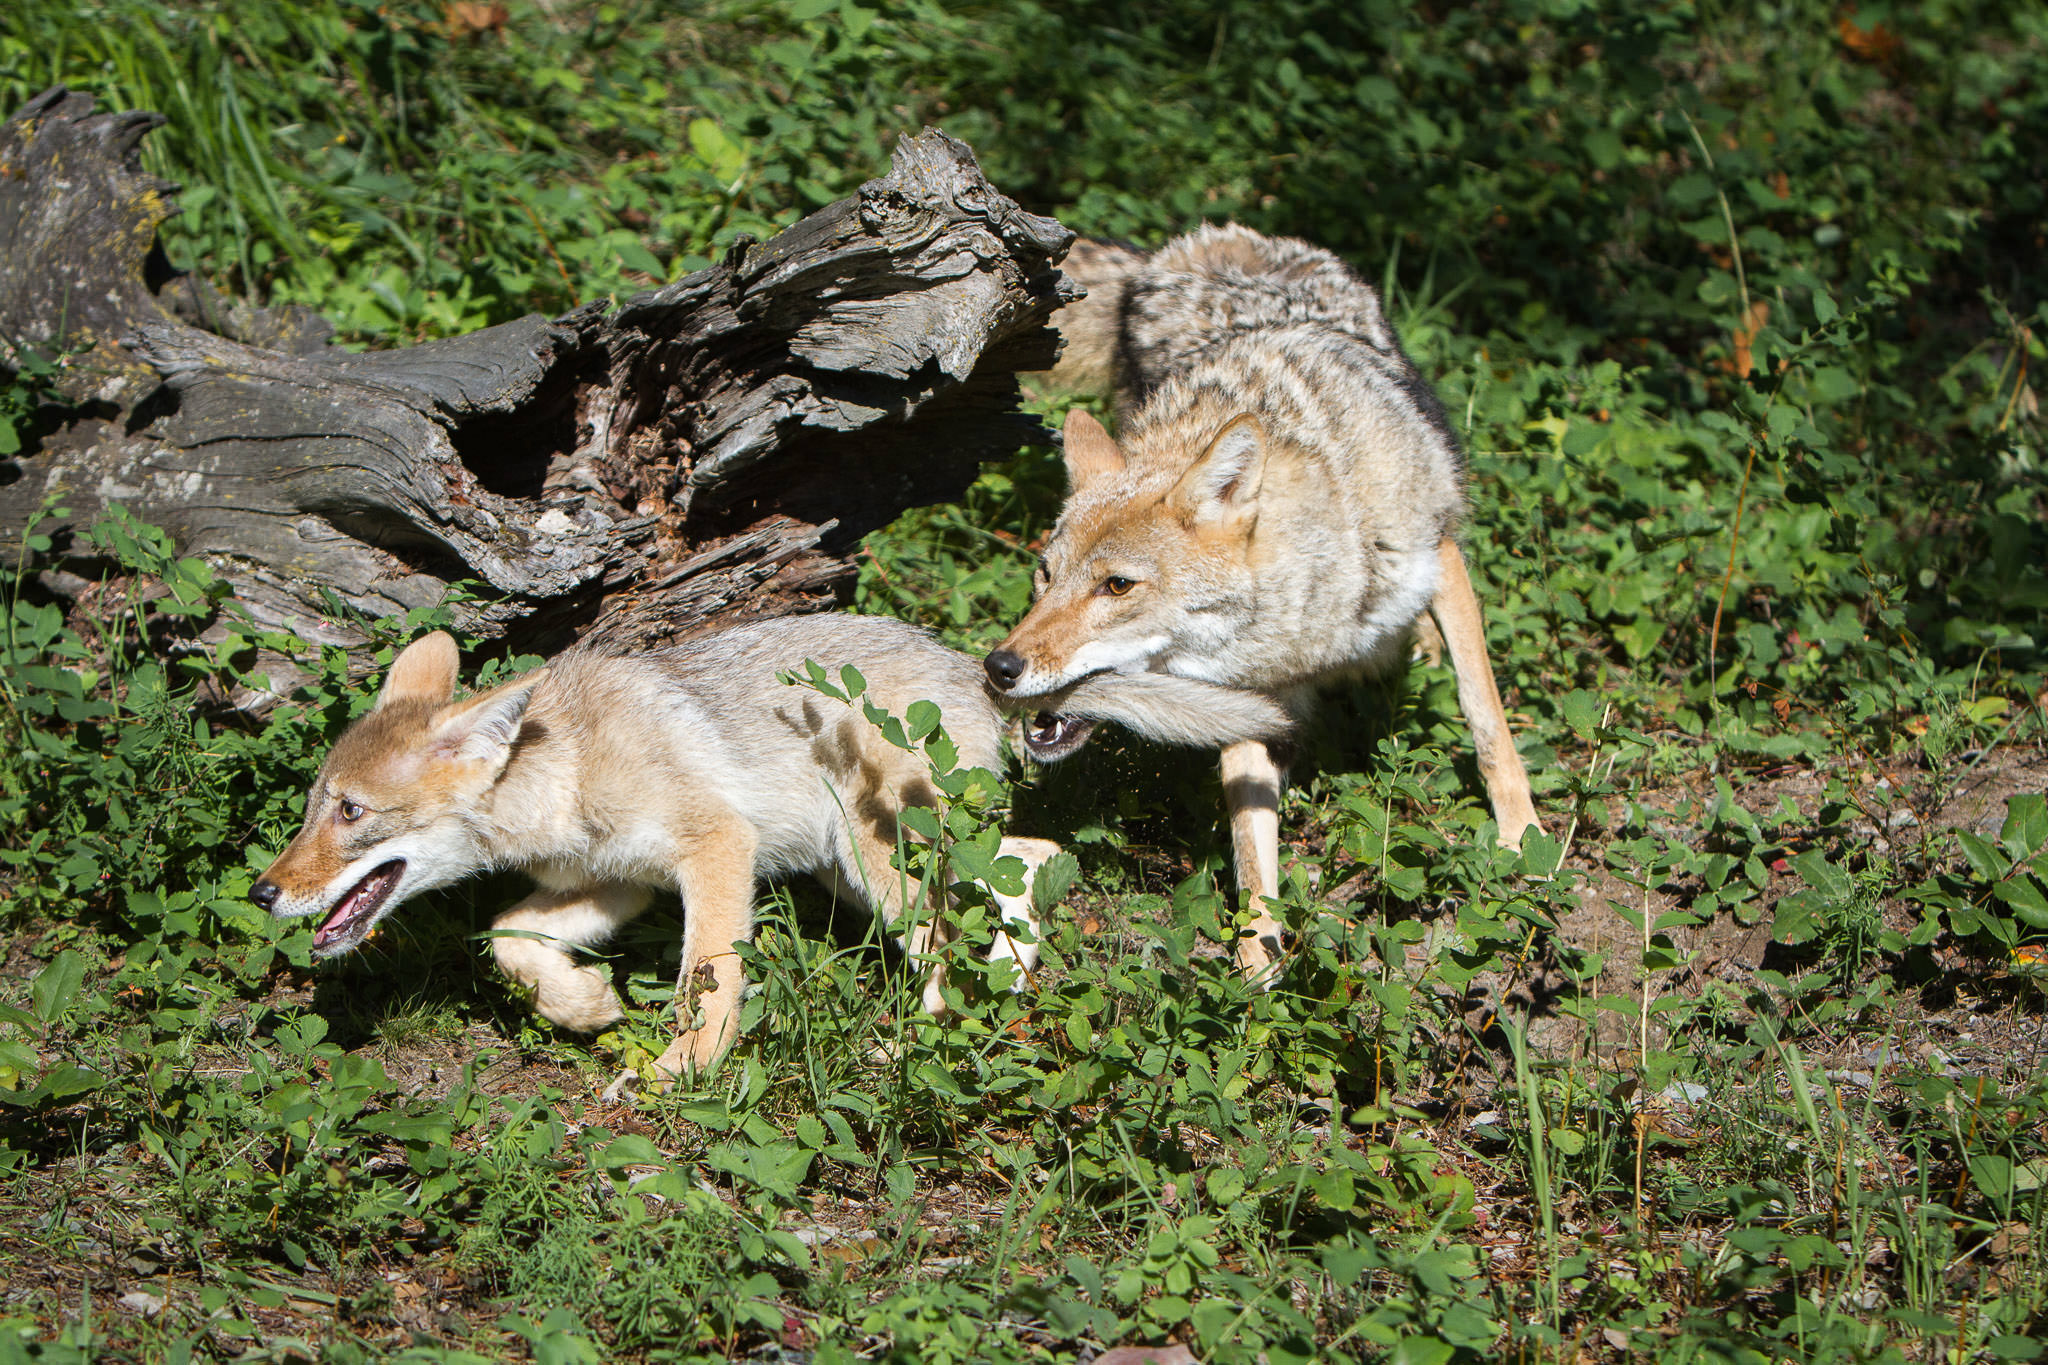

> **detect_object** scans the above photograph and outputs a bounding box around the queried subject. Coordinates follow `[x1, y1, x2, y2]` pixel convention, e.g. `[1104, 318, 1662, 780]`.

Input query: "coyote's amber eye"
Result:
[338, 798, 365, 823]
[1101, 575, 1135, 597]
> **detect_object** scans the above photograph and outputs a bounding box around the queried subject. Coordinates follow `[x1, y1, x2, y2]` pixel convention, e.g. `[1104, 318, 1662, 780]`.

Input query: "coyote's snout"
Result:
[253, 632, 539, 957]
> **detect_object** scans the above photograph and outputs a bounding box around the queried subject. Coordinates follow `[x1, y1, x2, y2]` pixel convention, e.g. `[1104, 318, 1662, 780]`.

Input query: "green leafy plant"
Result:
[5, 1, 2048, 1359]
[0, 335, 63, 456]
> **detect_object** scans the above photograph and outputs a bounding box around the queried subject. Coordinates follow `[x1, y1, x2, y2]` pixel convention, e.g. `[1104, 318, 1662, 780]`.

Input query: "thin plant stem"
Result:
[1635, 879, 1651, 1237]
[1706, 441, 1760, 705]
[1680, 107, 1750, 323]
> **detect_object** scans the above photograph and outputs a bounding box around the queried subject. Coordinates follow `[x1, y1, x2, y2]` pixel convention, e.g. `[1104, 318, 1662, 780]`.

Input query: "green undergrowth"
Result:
[3, 501, 2046, 1362]
[1, 0, 959, 342]
[4, 0, 2048, 1361]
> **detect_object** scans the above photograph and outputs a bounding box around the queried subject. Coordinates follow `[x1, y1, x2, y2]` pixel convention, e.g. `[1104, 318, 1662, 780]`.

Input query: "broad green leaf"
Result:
[1958, 830, 2011, 882]
[2003, 794, 2048, 860]
[1031, 850, 1080, 915]
[1773, 894, 1819, 945]
[595, 1133, 664, 1171]
[1970, 1152, 2015, 1200]
[612, 238, 664, 278]
[30, 951, 84, 1024]
[904, 699, 942, 742]
[1790, 850, 1852, 904]
[1991, 875, 2048, 928]
[2, 1064, 106, 1107]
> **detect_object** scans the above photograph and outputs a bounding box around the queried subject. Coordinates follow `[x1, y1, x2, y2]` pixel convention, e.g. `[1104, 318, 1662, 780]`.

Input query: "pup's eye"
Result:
[1100, 575, 1135, 597]
[337, 798, 365, 823]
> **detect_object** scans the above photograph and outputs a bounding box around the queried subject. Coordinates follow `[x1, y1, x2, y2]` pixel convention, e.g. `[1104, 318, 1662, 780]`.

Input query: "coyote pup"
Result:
[252, 615, 1286, 1077]
[252, 616, 1068, 1079]
[985, 225, 1543, 977]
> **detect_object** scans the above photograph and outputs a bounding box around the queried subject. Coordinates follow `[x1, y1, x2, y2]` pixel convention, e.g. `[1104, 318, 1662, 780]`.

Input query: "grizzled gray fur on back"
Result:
[1053, 224, 1464, 510]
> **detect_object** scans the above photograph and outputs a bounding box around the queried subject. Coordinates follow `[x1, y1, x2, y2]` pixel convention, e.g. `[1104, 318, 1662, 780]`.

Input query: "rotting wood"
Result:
[0, 86, 1074, 695]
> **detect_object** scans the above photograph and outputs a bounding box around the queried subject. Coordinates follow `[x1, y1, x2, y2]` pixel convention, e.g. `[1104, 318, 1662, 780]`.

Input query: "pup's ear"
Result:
[1172, 415, 1266, 524]
[378, 632, 460, 709]
[431, 671, 545, 772]
[1061, 409, 1127, 491]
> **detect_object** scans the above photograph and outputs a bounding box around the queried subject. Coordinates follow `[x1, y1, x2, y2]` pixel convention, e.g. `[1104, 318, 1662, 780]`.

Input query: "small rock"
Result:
[1657, 1082, 1710, 1108]
[120, 1291, 165, 1317]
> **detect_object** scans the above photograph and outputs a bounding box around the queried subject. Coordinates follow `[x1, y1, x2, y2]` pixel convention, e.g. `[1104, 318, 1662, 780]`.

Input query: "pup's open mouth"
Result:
[315, 859, 405, 954]
[1023, 712, 1097, 762]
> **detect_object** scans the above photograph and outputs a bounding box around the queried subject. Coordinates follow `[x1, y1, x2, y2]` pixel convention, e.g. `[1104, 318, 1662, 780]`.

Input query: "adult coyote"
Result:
[985, 224, 1543, 976]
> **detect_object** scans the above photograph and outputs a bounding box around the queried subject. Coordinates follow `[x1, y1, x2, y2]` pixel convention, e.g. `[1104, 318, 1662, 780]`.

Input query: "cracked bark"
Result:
[0, 86, 1073, 693]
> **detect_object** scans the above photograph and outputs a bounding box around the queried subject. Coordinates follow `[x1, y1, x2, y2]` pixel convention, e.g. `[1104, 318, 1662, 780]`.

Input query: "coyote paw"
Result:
[497, 946, 623, 1033]
[599, 1068, 641, 1105]
[538, 959, 623, 1030]
[1233, 919, 1287, 991]
[651, 1029, 731, 1087]
[1498, 813, 1547, 858]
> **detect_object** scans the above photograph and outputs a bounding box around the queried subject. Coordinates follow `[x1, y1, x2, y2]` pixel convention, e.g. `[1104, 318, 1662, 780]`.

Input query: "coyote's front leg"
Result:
[492, 883, 653, 1031]
[1221, 738, 1286, 985]
[656, 821, 761, 1080]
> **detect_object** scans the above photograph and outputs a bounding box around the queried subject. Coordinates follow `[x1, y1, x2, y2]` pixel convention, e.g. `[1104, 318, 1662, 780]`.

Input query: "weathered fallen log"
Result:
[0, 86, 1073, 690]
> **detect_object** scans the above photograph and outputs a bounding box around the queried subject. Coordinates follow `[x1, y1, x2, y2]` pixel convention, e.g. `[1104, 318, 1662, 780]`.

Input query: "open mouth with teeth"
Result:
[1023, 712, 1097, 762]
[315, 859, 405, 954]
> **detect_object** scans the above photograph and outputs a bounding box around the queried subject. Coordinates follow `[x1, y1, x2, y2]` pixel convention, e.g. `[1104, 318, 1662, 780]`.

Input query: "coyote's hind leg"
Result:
[990, 836, 1061, 981]
[1428, 536, 1542, 851]
[835, 814, 958, 1018]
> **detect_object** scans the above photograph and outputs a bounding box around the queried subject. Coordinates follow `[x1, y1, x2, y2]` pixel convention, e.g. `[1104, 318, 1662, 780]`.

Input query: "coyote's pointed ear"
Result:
[1061, 409, 1126, 491]
[430, 671, 545, 772]
[378, 632, 460, 709]
[1173, 415, 1266, 524]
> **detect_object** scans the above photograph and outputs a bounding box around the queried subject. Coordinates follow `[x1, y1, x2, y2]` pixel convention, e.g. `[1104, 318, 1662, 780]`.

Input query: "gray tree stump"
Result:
[0, 86, 1073, 692]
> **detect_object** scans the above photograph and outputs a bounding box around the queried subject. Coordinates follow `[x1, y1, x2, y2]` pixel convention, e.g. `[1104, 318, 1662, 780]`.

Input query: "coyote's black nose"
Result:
[250, 879, 280, 911]
[984, 649, 1025, 691]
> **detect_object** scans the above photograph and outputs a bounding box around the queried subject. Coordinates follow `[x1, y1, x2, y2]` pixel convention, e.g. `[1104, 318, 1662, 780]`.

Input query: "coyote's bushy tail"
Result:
[1019, 671, 1294, 749]
[1041, 238, 1148, 395]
